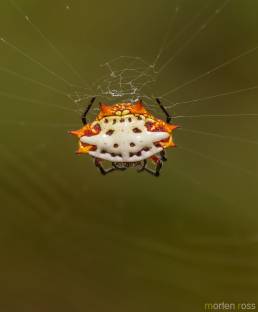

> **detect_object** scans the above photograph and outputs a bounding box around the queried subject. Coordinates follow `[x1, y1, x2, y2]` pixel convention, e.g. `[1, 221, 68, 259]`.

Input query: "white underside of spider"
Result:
[69, 99, 178, 176]
[80, 114, 169, 162]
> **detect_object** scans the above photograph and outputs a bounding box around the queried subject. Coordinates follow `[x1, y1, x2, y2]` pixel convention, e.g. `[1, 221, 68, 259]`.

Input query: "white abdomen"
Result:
[80, 114, 169, 162]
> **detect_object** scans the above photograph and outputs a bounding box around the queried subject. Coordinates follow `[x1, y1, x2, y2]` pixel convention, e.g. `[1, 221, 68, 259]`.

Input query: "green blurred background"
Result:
[0, 0, 258, 311]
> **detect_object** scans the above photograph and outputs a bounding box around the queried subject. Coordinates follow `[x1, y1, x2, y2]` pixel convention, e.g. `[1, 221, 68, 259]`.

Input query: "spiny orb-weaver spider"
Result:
[69, 98, 178, 176]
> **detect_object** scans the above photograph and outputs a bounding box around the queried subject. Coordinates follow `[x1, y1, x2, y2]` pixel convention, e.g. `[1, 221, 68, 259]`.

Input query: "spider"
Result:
[69, 98, 178, 176]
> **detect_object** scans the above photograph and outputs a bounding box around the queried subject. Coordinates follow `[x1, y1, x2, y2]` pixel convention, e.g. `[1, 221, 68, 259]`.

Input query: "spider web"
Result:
[0, 1, 258, 307]
[67, 55, 158, 109]
[0, 0, 257, 195]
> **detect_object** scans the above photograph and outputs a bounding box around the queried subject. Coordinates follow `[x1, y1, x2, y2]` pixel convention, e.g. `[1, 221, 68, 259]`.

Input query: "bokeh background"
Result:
[0, 0, 258, 311]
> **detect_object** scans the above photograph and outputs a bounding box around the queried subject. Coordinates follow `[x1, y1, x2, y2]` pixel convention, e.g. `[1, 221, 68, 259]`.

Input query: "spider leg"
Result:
[112, 163, 127, 171]
[136, 160, 147, 172]
[159, 150, 167, 161]
[94, 158, 115, 176]
[142, 156, 163, 177]
[156, 98, 172, 124]
[81, 97, 96, 125]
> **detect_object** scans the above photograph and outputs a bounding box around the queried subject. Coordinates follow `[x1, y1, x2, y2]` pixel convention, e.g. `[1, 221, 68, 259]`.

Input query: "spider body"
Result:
[69, 98, 178, 176]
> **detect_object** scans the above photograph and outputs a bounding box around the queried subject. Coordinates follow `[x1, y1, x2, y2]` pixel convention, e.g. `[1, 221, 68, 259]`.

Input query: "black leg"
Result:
[136, 160, 147, 172]
[81, 97, 96, 125]
[144, 160, 162, 177]
[137, 158, 162, 177]
[94, 158, 115, 175]
[159, 150, 167, 161]
[112, 163, 127, 171]
[156, 98, 172, 124]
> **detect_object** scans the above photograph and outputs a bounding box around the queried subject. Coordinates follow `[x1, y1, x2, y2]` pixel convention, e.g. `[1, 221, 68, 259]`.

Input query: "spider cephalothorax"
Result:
[69, 98, 178, 176]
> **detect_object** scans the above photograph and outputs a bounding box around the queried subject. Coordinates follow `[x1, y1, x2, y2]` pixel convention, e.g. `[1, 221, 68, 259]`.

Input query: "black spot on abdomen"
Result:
[106, 129, 114, 135]
[133, 128, 142, 133]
